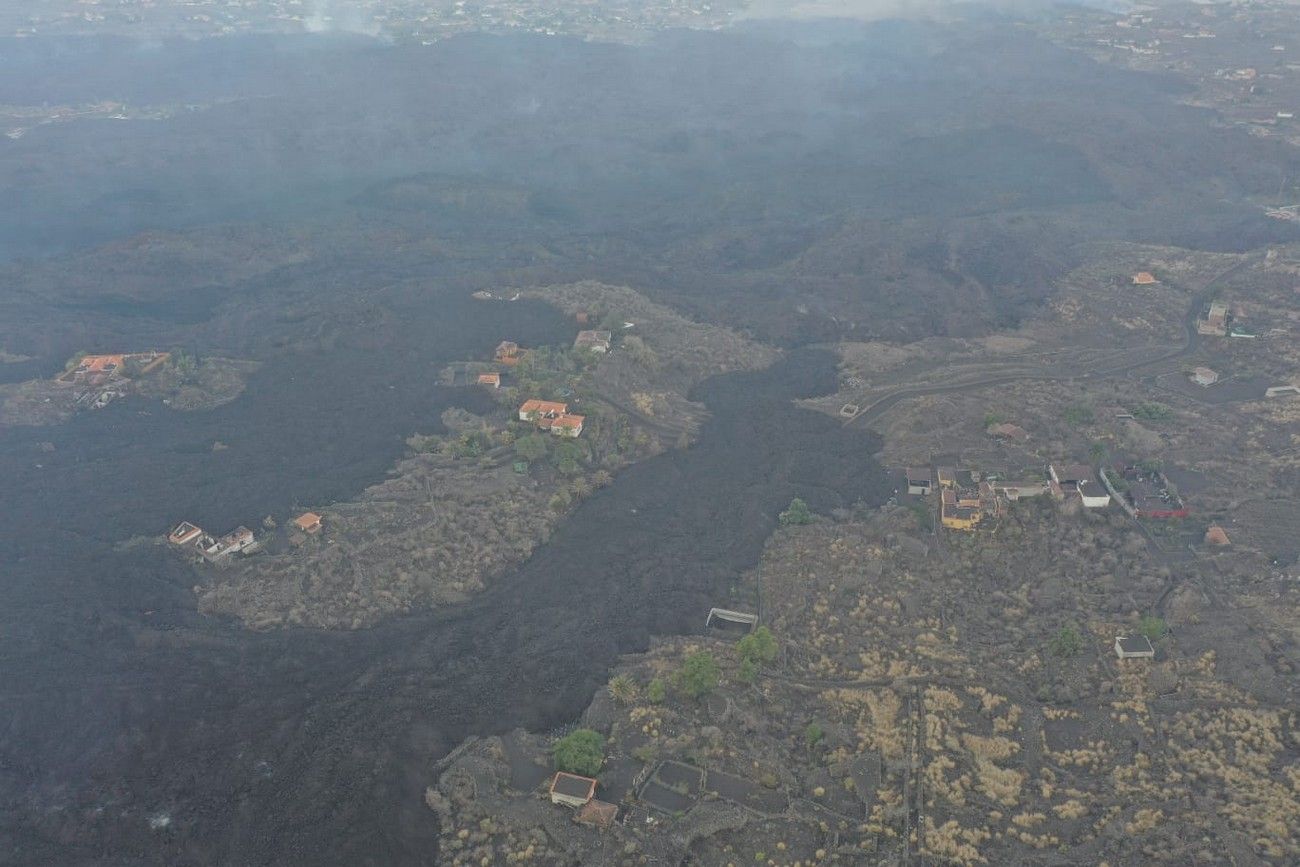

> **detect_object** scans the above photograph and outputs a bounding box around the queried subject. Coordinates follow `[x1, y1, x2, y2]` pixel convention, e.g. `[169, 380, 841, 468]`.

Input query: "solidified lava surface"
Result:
[0, 346, 890, 865]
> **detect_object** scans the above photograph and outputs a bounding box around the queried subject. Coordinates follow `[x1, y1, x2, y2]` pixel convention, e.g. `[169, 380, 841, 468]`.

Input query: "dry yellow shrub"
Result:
[1125, 808, 1164, 834]
[1053, 799, 1089, 820]
[963, 734, 1019, 762]
[974, 757, 1023, 806]
[921, 818, 990, 866]
[925, 686, 963, 713]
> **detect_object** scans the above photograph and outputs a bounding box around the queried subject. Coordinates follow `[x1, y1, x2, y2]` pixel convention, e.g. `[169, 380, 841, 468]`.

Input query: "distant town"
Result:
[0, 0, 748, 41]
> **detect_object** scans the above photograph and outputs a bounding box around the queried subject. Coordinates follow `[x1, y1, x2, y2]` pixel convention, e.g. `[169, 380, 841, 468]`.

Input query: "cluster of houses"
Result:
[938, 469, 1000, 530]
[166, 329, 601, 567]
[57, 351, 170, 387]
[167, 511, 321, 562]
[168, 521, 257, 562]
[54, 351, 171, 409]
[904, 457, 1210, 531]
[482, 327, 613, 392]
[162, 330, 606, 569]
[906, 467, 1036, 530]
[905, 461, 1127, 530]
[519, 399, 585, 437]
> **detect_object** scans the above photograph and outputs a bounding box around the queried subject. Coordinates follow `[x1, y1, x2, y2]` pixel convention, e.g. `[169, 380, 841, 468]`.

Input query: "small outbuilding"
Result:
[1204, 525, 1231, 546]
[1190, 367, 1219, 387]
[706, 607, 758, 630]
[495, 341, 522, 365]
[988, 422, 1029, 441]
[169, 522, 204, 546]
[575, 799, 618, 828]
[218, 526, 256, 554]
[1050, 464, 1111, 509]
[477, 372, 501, 388]
[1131, 271, 1158, 285]
[293, 512, 323, 534]
[550, 772, 598, 808]
[995, 480, 1050, 500]
[573, 330, 612, 353]
[1114, 635, 1156, 660]
[905, 468, 932, 496]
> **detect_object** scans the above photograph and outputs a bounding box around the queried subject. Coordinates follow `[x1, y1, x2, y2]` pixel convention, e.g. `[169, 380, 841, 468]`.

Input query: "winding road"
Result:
[844, 256, 1259, 429]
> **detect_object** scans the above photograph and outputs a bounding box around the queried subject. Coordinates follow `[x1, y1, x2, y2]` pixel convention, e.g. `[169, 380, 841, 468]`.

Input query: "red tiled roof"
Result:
[1204, 525, 1230, 546]
[169, 521, 203, 545]
[293, 512, 322, 532]
[575, 799, 617, 826]
[520, 399, 568, 416]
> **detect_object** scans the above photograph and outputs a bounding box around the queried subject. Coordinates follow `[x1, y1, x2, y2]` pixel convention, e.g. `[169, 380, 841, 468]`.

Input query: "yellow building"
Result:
[940, 489, 982, 530]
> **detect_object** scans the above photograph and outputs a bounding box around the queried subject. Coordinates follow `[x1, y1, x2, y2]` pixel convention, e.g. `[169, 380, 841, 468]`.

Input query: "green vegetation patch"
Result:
[553, 728, 605, 776]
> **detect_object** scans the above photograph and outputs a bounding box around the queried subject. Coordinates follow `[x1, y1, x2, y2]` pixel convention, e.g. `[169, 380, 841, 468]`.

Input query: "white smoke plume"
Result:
[303, 0, 385, 37]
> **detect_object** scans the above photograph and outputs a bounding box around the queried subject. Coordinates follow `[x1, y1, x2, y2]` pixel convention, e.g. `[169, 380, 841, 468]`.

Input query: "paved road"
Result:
[844, 255, 1259, 429]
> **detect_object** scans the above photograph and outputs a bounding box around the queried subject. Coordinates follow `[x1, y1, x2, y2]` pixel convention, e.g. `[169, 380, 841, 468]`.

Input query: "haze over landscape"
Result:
[3, 1, 1300, 865]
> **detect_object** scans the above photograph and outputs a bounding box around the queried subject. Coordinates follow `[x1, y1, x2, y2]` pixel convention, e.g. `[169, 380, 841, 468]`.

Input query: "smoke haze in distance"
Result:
[303, 0, 385, 36]
[740, 0, 1129, 20]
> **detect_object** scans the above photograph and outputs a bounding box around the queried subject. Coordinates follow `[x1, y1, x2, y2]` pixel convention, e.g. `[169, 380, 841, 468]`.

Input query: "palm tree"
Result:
[607, 674, 639, 705]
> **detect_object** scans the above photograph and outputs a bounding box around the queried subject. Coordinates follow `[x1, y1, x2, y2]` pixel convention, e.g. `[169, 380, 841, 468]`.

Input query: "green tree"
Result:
[623, 334, 658, 368]
[737, 626, 778, 666]
[908, 500, 931, 532]
[647, 677, 667, 704]
[738, 657, 757, 684]
[171, 347, 199, 382]
[551, 440, 586, 476]
[599, 309, 625, 332]
[1049, 625, 1083, 658]
[453, 432, 486, 458]
[676, 651, 720, 699]
[515, 433, 549, 463]
[1089, 441, 1108, 463]
[1132, 402, 1172, 421]
[779, 497, 813, 526]
[804, 722, 824, 748]
[1139, 616, 1167, 642]
[552, 729, 605, 776]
